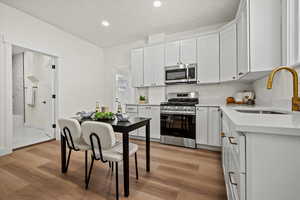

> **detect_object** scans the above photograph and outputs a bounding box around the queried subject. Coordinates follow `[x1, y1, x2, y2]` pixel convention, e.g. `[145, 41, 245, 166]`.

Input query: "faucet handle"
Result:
[292, 97, 300, 111]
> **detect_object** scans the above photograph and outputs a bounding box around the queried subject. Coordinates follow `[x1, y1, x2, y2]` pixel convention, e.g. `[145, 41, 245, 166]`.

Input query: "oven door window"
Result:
[160, 114, 196, 139]
[165, 69, 187, 81]
[188, 67, 196, 79]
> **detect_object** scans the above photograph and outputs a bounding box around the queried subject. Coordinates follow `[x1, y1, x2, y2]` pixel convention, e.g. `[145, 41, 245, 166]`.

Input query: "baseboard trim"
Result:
[196, 144, 221, 152]
[0, 148, 12, 156]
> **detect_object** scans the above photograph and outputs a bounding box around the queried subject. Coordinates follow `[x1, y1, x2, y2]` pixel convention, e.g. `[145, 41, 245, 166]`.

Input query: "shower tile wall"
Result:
[12, 53, 24, 120]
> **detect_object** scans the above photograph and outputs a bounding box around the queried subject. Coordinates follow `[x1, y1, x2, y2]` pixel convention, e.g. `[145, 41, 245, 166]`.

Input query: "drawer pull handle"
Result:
[228, 137, 237, 145]
[229, 171, 238, 186]
[220, 132, 225, 137]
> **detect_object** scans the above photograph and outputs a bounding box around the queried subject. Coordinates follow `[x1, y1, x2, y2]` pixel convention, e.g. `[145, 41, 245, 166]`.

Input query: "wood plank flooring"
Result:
[0, 139, 226, 200]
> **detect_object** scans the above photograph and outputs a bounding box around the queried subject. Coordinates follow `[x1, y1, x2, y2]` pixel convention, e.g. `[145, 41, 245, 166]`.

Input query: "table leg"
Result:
[122, 132, 130, 197]
[146, 121, 150, 172]
[61, 134, 67, 173]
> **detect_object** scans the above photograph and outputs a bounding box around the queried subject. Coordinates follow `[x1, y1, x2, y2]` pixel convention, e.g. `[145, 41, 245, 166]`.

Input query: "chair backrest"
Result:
[82, 121, 116, 151]
[58, 118, 82, 148]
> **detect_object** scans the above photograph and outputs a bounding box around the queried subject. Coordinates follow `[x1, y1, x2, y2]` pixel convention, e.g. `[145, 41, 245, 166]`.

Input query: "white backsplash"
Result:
[136, 82, 253, 105]
[253, 67, 300, 110]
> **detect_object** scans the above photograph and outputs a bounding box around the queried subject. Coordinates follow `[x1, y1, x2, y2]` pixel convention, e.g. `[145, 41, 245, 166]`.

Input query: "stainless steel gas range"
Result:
[160, 92, 199, 148]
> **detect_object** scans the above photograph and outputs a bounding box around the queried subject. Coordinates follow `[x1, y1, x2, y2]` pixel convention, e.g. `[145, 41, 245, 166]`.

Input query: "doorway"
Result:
[12, 45, 57, 149]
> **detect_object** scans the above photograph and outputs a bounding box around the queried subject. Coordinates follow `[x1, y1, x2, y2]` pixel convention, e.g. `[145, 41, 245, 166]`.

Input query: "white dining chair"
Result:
[58, 118, 91, 181]
[81, 121, 139, 200]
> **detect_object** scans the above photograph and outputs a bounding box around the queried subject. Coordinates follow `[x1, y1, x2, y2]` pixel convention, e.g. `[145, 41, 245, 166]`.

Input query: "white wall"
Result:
[0, 2, 106, 118]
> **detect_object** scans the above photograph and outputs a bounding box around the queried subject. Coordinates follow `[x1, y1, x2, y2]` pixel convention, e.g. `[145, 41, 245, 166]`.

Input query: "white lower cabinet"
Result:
[136, 105, 160, 139]
[196, 106, 221, 147]
[126, 105, 138, 136]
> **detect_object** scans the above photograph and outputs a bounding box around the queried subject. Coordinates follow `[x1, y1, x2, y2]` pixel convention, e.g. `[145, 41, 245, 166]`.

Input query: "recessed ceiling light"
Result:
[153, 1, 162, 8]
[101, 20, 110, 27]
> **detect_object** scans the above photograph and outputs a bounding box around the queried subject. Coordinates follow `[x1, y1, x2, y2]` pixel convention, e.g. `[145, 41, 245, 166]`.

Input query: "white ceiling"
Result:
[0, 0, 240, 48]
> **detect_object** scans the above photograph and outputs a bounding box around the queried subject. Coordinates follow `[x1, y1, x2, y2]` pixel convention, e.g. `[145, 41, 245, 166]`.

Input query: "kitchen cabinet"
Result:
[180, 38, 197, 64]
[197, 33, 220, 83]
[236, 0, 281, 80]
[220, 24, 237, 82]
[208, 107, 221, 146]
[221, 108, 300, 200]
[126, 105, 138, 136]
[196, 107, 208, 145]
[144, 44, 165, 87]
[237, 3, 248, 79]
[196, 106, 221, 147]
[137, 106, 160, 139]
[165, 38, 197, 66]
[165, 41, 180, 66]
[131, 48, 144, 87]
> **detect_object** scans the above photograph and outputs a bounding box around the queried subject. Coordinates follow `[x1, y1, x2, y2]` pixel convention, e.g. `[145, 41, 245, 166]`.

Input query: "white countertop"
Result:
[126, 103, 160, 106]
[221, 105, 300, 136]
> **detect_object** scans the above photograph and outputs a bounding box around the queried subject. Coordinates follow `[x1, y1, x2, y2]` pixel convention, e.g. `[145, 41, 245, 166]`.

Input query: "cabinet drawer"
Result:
[228, 134, 246, 173]
[228, 171, 245, 200]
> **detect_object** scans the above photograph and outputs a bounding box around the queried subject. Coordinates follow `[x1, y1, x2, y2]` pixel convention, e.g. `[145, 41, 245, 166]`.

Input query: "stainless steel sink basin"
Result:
[235, 109, 288, 115]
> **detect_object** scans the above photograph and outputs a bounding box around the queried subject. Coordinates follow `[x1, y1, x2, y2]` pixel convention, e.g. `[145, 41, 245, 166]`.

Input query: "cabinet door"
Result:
[237, 4, 249, 78]
[208, 107, 221, 146]
[220, 24, 237, 82]
[197, 34, 220, 83]
[165, 41, 180, 66]
[131, 48, 144, 87]
[196, 107, 208, 145]
[149, 106, 160, 139]
[144, 44, 165, 87]
[181, 38, 197, 64]
[138, 106, 149, 137]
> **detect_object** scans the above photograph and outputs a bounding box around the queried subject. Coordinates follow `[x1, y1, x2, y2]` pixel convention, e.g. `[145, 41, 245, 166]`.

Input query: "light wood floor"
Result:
[0, 139, 226, 200]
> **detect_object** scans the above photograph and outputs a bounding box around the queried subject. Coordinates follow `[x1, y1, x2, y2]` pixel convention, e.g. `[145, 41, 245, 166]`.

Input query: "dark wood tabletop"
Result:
[79, 117, 151, 132]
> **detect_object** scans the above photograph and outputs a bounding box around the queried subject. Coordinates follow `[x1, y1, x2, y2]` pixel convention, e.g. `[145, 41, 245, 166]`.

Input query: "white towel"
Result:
[25, 85, 36, 106]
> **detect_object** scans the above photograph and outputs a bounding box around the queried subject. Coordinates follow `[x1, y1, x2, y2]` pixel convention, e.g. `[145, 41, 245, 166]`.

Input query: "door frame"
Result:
[11, 44, 60, 148]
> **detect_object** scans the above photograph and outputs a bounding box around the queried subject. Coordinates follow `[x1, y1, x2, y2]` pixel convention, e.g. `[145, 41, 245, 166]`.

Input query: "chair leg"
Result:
[65, 149, 72, 172]
[85, 156, 95, 190]
[109, 161, 111, 168]
[85, 150, 88, 183]
[115, 162, 119, 200]
[111, 162, 114, 172]
[135, 152, 139, 180]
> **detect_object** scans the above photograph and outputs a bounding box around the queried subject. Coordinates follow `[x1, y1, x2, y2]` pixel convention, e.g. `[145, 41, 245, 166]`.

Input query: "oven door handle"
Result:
[186, 64, 189, 82]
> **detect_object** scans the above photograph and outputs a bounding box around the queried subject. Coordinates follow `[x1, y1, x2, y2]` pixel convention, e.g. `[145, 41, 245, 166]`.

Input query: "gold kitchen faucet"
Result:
[267, 66, 300, 112]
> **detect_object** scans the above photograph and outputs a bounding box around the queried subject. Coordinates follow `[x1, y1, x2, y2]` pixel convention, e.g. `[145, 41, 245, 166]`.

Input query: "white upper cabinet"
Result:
[144, 44, 165, 87]
[236, 0, 281, 80]
[165, 41, 180, 66]
[165, 38, 197, 66]
[180, 38, 197, 64]
[197, 33, 220, 84]
[131, 48, 144, 87]
[249, 0, 281, 71]
[237, 3, 249, 78]
[220, 23, 237, 82]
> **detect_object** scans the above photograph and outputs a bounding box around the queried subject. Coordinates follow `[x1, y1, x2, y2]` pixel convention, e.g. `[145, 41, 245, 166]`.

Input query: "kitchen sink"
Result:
[235, 109, 289, 115]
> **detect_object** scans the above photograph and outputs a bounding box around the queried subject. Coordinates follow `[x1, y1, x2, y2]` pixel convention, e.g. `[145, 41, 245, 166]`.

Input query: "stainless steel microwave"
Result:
[165, 63, 197, 84]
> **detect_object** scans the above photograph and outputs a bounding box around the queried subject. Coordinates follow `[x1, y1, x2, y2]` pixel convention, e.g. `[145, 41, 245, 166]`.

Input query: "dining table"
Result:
[60, 117, 151, 197]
